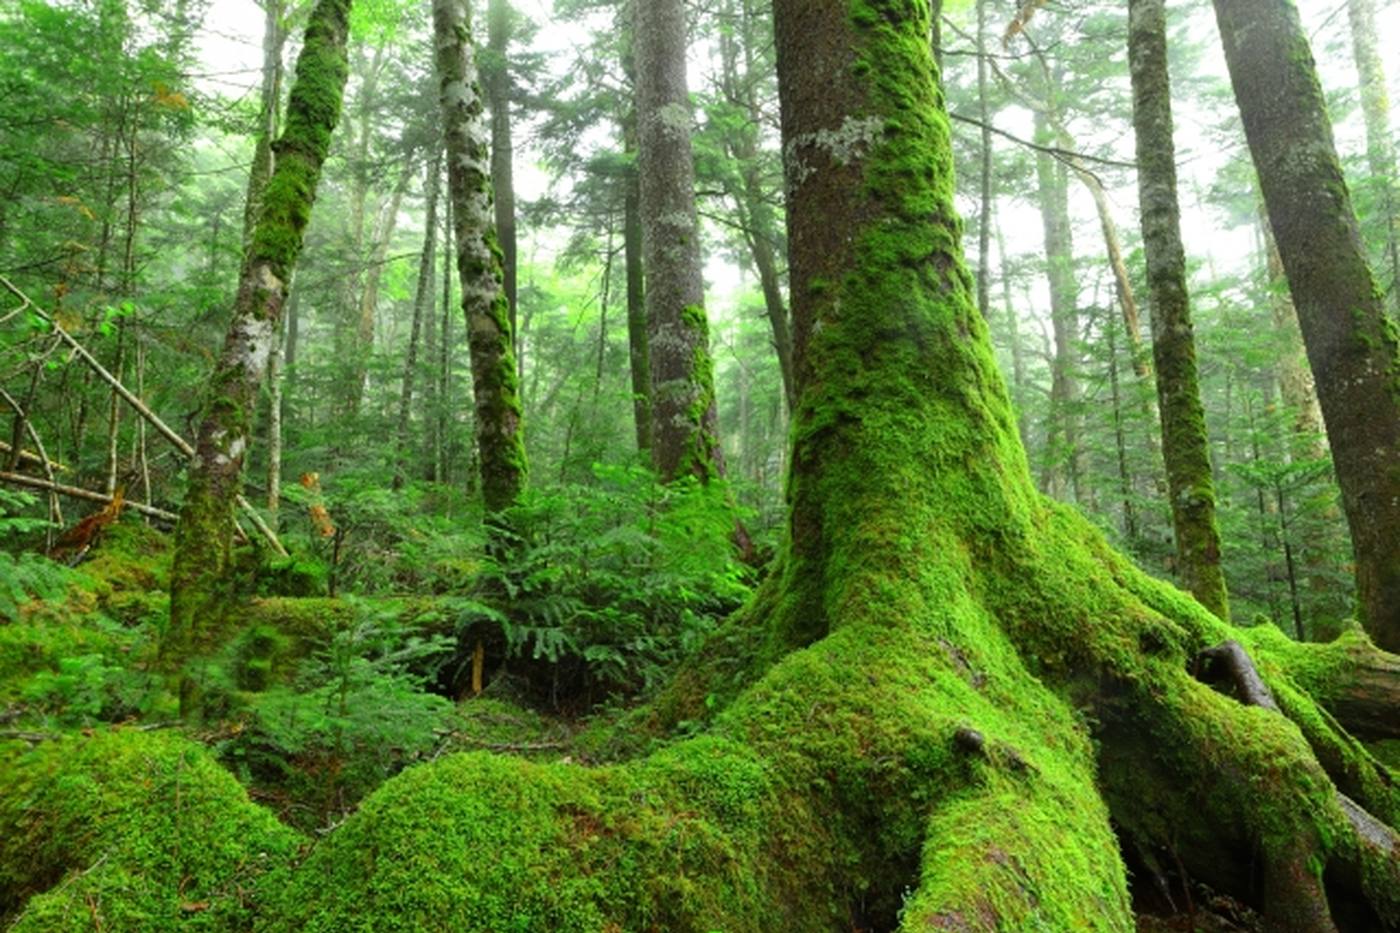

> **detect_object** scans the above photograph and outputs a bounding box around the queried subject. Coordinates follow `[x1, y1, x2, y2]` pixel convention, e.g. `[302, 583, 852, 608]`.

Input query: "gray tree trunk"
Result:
[1129, 0, 1229, 620]
[1214, 0, 1400, 651]
[634, 0, 726, 483]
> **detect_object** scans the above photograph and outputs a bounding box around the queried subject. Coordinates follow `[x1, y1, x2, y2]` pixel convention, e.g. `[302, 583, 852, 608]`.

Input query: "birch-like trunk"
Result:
[433, 0, 527, 516]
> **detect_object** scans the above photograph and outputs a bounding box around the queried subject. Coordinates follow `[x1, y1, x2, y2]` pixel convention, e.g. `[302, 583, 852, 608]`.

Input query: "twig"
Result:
[0, 275, 287, 556]
[0, 471, 178, 523]
[947, 111, 1137, 171]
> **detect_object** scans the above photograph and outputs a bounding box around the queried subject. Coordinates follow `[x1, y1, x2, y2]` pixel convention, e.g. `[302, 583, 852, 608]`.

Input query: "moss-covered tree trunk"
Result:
[433, 0, 526, 516]
[486, 0, 519, 363]
[634, 0, 726, 483]
[1213, 0, 1400, 653]
[168, 0, 352, 668]
[133, 3, 1400, 930]
[1128, 0, 1229, 620]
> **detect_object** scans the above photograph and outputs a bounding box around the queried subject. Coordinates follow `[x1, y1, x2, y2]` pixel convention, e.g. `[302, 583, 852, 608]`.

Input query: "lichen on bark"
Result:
[167, 0, 352, 682]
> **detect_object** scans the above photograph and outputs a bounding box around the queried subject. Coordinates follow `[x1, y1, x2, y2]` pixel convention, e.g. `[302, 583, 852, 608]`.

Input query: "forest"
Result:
[1, 0, 1399, 928]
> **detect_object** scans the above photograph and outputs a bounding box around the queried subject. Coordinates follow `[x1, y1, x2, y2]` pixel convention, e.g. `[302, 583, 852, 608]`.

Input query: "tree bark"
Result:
[486, 0, 519, 364]
[433, 0, 527, 516]
[242, 0, 285, 249]
[169, 0, 352, 667]
[634, 0, 727, 483]
[1214, 0, 1400, 652]
[1129, 0, 1230, 620]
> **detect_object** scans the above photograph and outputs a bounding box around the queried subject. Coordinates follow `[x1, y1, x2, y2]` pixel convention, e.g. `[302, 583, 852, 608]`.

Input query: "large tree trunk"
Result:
[634, 0, 726, 483]
[433, 0, 526, 516]
[168, 0, 352, 669]
[1214, 0, 1400, 652]
[486, 0, 519, 362]
[1128, 0, 1229, 620]
[149, 3, 1400, 931]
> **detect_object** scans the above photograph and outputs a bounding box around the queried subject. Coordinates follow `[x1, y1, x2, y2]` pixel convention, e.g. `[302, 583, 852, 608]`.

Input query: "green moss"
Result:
[0, 731, 301, 930]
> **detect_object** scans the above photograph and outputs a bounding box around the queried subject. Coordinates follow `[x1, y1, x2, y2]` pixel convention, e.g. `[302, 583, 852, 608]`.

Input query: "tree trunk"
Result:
[1129, 0, 1230, 620]
[1214, 0, 1400, 652]
[433, 0, 527, 516]
[634, 0, 726, 483]
[1034, 114, 1081, 503]
[242, 0, 285, 249]
[169, 0, 352, 670]
[974, 0, 992, 321]
[394, 152, 441, 490]
[1346, 0, 1400, 317]
[350, 163, 411, 409]
[486, 0, 519, 365]
[620, 14, 652, 455]
[269, 6, 1400, 931]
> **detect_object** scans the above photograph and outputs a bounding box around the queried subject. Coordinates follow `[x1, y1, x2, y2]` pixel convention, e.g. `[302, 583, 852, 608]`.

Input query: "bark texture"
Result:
[1129, 0, 1229, 620]
[434, 0, 527, 515]
[486, 0, 519, 357]
[169, 0, 352, 665]
[635, 0, 726, 482]
[1214, 0, 1400, 652]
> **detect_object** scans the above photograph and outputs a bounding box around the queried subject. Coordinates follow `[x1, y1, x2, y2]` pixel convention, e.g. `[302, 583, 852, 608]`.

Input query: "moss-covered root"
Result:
[1101, 660, 1400, 932]
[0, 730, 301, 931]
[262, 622, 1132, 931]
[898, 769, 1128, 930]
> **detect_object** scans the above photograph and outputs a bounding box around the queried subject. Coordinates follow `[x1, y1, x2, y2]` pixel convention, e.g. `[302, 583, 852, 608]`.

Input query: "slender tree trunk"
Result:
[395, 153, 442, 490]
[975, 0, 992, 322]
[1214, 0, 1400, 651]
[433, 0, 527, 516]
[1258, 206, 1326, 461]
[352, 163, 411, 408]
[243, 0, 285, 248]
[436, 196, 453, 485]
[1129, 0, 1229, 620]
[266, 286, 295, 525]
[1034, 115, 1080, 503]
[1346, 0, 1400, 317]
[169, 0, 353, 670]
[634, 0, 726, 483]
[620, 13, 652, 455]
[486, 0, 519, 364]
[623, 127, 652, 455]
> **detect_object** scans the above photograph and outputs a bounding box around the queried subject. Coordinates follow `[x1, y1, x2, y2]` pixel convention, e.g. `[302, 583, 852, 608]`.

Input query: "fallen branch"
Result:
[0, 275, 287, 556]
[0, 440, 67, 474]
[0, 471, 178, 523]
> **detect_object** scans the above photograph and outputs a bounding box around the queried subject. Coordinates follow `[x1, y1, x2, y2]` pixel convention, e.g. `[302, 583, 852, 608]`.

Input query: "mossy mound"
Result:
[0, 730, 302, 930]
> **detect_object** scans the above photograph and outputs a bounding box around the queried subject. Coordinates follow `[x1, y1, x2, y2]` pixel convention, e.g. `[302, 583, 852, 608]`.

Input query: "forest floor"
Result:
[0, 519, 1390, 930]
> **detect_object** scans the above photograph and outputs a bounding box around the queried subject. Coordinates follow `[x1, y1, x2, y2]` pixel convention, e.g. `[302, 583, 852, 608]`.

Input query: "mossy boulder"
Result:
[0, 730, 302, 930]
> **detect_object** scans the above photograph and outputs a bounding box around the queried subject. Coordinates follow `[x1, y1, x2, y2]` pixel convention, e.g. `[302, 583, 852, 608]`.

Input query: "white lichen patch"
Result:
[784, 116, 887, 188]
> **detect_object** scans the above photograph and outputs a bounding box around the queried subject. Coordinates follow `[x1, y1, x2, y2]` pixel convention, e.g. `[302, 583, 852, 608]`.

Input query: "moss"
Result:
[0, 730, 301, 930]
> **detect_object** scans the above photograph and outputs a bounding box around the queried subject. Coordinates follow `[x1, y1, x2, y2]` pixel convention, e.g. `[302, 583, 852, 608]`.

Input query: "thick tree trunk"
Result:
[634, 0, 726, 483]
[1129, 0, 1229, 620]
[433, 0, 527, 516]
[267, 5, 1400, 930]
[168, 0, 352, 667]
[486, 0, 519, 364]
[394, 153, 441, 490]
[1214, 0, 1400, 652]
[1346, 0, 1400, 317]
